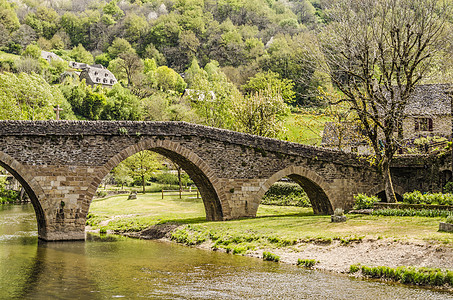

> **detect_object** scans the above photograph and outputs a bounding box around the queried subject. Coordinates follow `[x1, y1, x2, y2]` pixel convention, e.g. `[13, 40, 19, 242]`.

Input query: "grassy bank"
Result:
[88, 193, 453, 245]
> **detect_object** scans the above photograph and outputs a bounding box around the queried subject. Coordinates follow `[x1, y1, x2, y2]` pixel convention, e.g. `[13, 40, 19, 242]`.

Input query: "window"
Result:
[103, 78, 108, 83]
[94, 71, 98, 75]
[414, 118, 433, 132]
[105, 73, 109, 77]
[96, 78, 100, 82]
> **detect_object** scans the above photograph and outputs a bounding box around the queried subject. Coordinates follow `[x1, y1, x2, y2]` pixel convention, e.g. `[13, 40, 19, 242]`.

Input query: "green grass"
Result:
[280, 113, 333, 145]
[88, 193, 453, 249]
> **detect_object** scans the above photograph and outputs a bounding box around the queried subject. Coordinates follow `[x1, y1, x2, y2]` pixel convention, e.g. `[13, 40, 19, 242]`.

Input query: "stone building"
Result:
[79, 65, 117, 88]
[41, 51, 64, 63]
[321, 84, 453, 153]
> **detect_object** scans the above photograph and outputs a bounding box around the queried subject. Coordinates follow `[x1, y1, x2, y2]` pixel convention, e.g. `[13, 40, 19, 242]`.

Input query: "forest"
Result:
[1, 0, 452, 138]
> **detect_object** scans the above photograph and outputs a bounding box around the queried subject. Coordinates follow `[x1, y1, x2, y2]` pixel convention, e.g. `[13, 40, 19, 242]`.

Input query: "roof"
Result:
[81, 66, 117, 86]
[403, 84, 452, 116]
[41, 51, 63, 63]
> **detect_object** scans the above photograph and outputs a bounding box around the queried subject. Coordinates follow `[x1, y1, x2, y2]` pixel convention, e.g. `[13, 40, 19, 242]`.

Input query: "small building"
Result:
[41, 51, 64, 63]
[321, 84, 453, 153]
[79, 65, 117, 88]
[69, 61, 88, 70]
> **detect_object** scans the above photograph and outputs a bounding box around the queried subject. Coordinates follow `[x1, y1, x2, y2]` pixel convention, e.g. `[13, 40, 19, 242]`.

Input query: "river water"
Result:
[1, 204, 452, 299]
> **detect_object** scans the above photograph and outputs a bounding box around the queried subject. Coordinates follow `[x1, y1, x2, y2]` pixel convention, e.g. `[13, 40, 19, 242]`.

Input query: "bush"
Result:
[297, 258, 318, 268]
[353, 194, 379, 209]
[372, 208, 452, 218]
[261, 182, 311, 207]
[446, 214, 453, 224]
[403, 191, 453, 206]
[444, 182, 453, 194]
[263, 251, 280, 262]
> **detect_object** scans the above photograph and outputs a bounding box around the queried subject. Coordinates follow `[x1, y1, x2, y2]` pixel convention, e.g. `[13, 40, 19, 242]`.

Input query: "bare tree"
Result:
[317, 0, 452, 202]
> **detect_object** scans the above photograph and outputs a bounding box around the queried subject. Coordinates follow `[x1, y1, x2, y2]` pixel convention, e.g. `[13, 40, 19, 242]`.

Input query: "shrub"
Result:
[353, 194, 379, 209]
[372, 208, 452, 218]
[263, 251, 280, 262]
[297, 258, 318, 268]
[261, 182, 311, 207]
[444, 182, 453, 194]
[349, 264, 360, 273]
[446, 214, 453, 224]
[403, 191, 453, 206]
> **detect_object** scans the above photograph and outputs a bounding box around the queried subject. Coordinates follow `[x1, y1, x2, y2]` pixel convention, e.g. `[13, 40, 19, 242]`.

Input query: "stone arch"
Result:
[0, 151, 47, 238]
[256, 166, 334, 214]
[366, 185, 405, 202]
[84, 139, 227, 221]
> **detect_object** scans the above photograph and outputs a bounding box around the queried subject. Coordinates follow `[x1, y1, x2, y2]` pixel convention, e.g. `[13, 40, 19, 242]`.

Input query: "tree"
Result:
[242, 70, 296, 104]
[122, 150, 161, 193]
[69, 44, 94, 65]
[233, 87, 289, 138]
[112, 163, 132, 190]
[317, 0, 452, 202]
[0, 72, 69, 120]
[0, 0, 20, 33]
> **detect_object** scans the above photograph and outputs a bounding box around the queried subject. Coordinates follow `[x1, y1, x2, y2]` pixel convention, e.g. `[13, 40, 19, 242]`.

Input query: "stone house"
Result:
[79, 65, 117, 88]
[321, 84, 452, 153]
[41, 51, 64, 63]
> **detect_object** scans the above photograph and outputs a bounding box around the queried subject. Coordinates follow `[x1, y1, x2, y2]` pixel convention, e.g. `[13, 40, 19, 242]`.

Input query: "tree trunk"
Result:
[142, 175, 145, 194]
[382, 160, 397, 203]
[178, 167, 182, 192]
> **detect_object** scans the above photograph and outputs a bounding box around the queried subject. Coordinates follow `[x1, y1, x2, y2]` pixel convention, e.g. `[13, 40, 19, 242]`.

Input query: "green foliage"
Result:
[153, 66, 186, 93]
[101, 84, 143, 120]
[403, 191, 453, 206]
[233, 87, 289, 138]
[372, 208, 452, 218]
[242, 70, 295, 104]
[107, 38, 134, 60]
[170, 225, 209, 245]
[262, 251, 280, 262]
[353, 194, 379, 209]
[261, 182, 311, 207]
[350, 264, 453, 287]
[69, 44, 94, 65]
[60, 79, 107, 120]
[0, 72, 65, 120]
[22, 43, 41, 59]
[0, 0, 20, 33]
[297, 258, 318, 268]
[445, 214, 453, 224]
[444, 182, 453, 194]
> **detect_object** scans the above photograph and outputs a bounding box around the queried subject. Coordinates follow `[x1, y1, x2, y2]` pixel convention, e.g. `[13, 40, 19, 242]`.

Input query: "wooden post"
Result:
[197, 189, 199, 199]
[179, 188, 182, 199]
[162, 189, 164, 199]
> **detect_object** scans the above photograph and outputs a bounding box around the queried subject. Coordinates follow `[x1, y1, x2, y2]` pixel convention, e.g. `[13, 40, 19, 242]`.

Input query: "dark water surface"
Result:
[1, 204, 452, 299]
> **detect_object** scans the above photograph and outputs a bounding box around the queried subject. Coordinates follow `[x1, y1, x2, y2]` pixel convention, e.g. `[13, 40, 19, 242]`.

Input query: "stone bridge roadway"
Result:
[0, 121, 443, 241]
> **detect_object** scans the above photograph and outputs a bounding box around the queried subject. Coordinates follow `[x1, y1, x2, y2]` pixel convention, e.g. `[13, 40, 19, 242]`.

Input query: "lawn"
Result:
[280, 112, 333, 146]
[88, 193, 453, 246]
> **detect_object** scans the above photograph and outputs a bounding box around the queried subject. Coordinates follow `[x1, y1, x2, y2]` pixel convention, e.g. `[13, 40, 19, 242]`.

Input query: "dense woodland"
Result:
[0, 0, 452, 141]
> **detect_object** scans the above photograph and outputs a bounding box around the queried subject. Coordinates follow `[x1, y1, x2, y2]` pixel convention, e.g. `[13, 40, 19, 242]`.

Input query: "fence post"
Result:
[162, 189, 164, 199]
[179, 188, 182, 199]
[197, 189, 199, 199]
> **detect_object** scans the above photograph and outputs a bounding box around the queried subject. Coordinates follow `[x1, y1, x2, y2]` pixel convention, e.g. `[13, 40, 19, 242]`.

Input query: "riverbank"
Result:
[87, 193, 453, 290]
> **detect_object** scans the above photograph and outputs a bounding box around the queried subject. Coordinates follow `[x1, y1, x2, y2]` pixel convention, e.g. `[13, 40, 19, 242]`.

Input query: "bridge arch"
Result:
[366, 185, 405, 202]
[256, 166, 334, 214]
[84, 139, 228, 221]
[0, 151, 47, 238]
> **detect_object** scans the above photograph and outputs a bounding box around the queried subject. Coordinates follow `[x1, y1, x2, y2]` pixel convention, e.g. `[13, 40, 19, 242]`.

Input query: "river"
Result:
[1, 204, 452, 299]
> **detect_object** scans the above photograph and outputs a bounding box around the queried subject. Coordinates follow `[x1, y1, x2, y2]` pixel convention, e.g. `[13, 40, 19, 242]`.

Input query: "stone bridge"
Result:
[0, 121, 445, 241]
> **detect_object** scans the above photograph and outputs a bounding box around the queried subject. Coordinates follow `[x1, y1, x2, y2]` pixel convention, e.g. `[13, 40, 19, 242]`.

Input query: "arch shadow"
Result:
[256, 166, 334, 215]
[0, 151, 47, 238]
[84, 139, 227, 221]
[367, 185, 405, 203]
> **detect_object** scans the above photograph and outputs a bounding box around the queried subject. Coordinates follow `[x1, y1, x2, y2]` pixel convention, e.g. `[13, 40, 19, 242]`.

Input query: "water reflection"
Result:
[1, 204, 452, 299]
